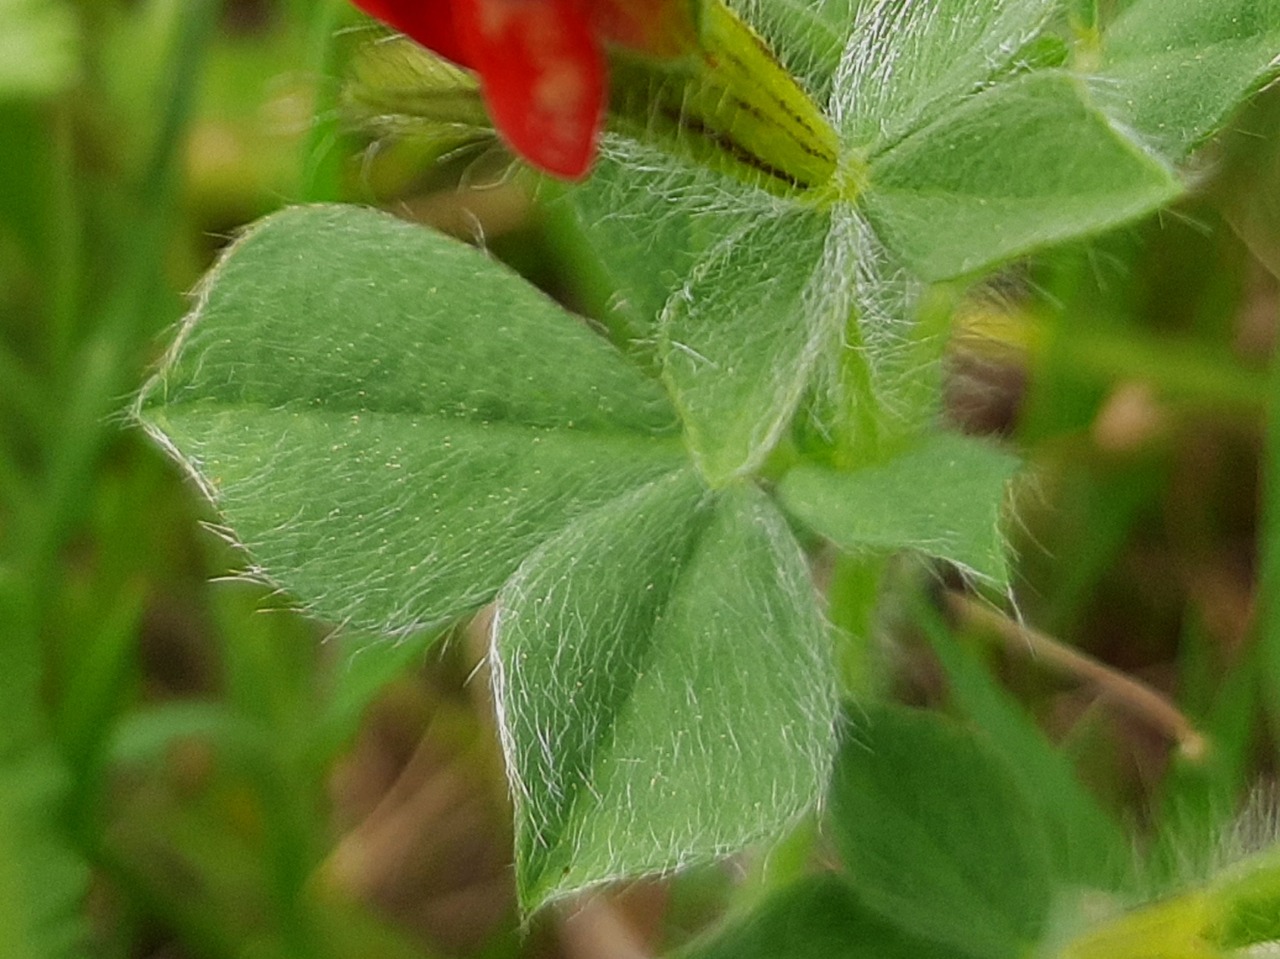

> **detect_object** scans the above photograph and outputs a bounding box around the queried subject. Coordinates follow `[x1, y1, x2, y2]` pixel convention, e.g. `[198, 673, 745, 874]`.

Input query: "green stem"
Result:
[831, 305, 884, 469]
[1043, 327, 1267, 413]
[300, 0, 350, 202]
[827, 553, 888, 696]
[47, 102, 82, 374]
[1260, 330, 1280, 763]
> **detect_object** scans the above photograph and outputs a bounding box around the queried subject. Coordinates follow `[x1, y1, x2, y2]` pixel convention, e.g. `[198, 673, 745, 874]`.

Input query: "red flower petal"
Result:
[350, 0, 473, 68]
[453, 0, 607, 179]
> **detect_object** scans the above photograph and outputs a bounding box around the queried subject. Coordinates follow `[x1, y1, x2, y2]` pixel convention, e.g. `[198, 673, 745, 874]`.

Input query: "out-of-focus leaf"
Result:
[830, 705, 1053, 959]
[913, 598, 1130, 888]
[0, 749, 87, 959]
[682, 873, 971, 959]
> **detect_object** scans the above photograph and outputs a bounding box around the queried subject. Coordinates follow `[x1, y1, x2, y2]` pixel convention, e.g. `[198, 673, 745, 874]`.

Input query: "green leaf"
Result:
[1094, 0, 1280, 159]
[137, 205, 685, 635]
[661, 207, 844, 485]
[682, 873, 972, 959]
[862, 71, 1182, 280]
[494, 477, 837, 911]
[777, 432, 1020, 586]
[830, 706, 1053, 959]
[561, 141, 749, 345]
[568, 147, 851, 486]
[341, 35, 490, 150]
[831, 0, 1058, 152]
[0, 0, 77, 99]
[0, 749, 87, 959]
[842, 218, 951, 441]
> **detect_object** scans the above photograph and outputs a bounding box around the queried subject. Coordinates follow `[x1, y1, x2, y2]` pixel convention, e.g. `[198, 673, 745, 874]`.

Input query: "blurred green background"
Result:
[1, 0, 1279, 956]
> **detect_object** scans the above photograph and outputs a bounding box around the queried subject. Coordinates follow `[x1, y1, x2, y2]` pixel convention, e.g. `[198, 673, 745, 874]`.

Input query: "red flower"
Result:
[351, 0, 697, 179]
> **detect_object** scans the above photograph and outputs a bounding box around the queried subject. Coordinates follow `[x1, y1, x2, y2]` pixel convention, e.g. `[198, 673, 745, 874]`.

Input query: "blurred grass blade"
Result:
[0, 748, 88, 959]
[1261, 312, 1280, 749]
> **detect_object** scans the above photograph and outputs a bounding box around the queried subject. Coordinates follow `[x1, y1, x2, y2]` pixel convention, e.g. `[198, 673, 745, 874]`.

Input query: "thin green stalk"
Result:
[1046, 328, 1268, 414]
[827, 553, 888, 696]
[300, 0, 350, 202]
[47, 102, 82, 375]
[95, 0, 220, 349]
[1260, 310, 1280, 769]
[949, 593, 1208, 760]
[14, 0, 220, 731]
[92, 845, 246, 959]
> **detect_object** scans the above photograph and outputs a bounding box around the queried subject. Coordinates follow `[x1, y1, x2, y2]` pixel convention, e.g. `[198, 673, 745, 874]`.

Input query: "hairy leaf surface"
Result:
[494, 478, 837, 910]
[830, 0, 1058, 152]
[778, 432, 1020, 585]
[1094, 0, 1280, 159]
[138, 205, 685, 635]
[661, 207, 843, 484]
[862, 71, 1181, 280]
